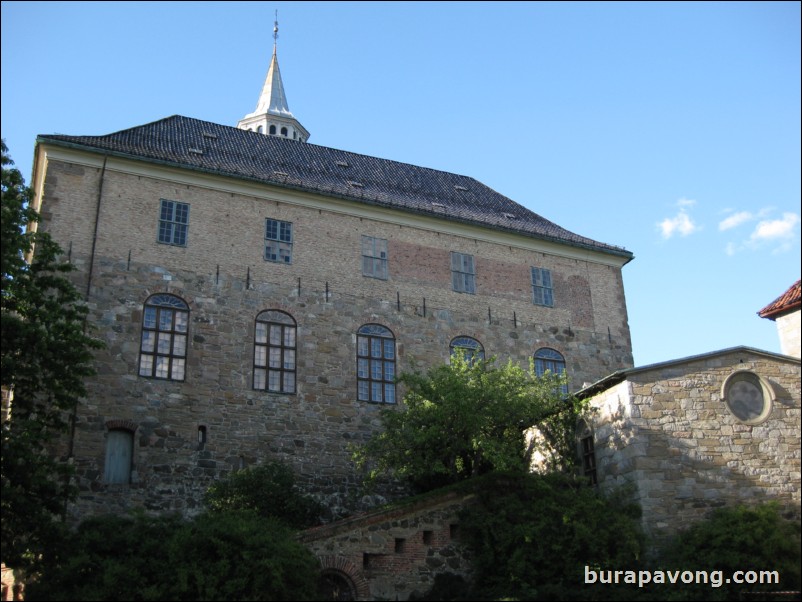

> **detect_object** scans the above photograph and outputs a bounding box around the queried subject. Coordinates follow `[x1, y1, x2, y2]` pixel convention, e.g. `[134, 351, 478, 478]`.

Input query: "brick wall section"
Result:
[299, 491, 474, 600]
[588, 349, 801, 545]
[34, 153, 635, 521]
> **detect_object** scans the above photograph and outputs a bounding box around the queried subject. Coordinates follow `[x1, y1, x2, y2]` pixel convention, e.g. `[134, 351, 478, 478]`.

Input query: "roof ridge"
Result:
[37, 115, 633, 260]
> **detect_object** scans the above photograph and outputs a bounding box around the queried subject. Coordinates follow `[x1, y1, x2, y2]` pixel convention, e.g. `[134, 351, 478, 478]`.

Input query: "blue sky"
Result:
[2, 1, 800, 367]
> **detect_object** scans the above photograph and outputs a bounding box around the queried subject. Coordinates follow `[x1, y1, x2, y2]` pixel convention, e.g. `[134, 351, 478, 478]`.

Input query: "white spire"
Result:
[237, 12, 309, 141]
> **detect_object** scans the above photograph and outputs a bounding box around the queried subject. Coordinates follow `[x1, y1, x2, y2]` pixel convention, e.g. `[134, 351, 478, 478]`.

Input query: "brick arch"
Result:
[317, 556, 370, 601]
[104, 419, 138, 433]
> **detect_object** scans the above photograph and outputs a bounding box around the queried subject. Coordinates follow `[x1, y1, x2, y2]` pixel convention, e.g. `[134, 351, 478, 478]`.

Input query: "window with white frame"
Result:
[138, 294, 189, 381]
[531, 267, 554, 307]
[362, 235, 388, 279]
[357, 324, 396, 403]
[254, 310, 297, 394]
[265, 218, 293, 263]
[451, 252, 475, 294]
[158, 199, 189, 246]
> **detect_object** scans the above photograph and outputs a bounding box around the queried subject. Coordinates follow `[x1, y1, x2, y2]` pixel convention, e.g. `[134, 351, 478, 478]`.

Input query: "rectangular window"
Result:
[581, 435, 598, 485]
[139, 295, 189, 381]
[531, 267, 554, 307]
[451, 252, 475, 294]
[104, 429, 133, 484]
[362, 235, 388, 279]
[158, 199, 189, 246]
[265, 219, 293, 263]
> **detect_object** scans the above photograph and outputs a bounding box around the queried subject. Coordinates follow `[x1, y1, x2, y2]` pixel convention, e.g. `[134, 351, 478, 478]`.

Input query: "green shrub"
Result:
[165, 511, 321, 601]
[654, 502, 801, 601]
[459, 472, 644, 601]
[26, 511, 320, 601]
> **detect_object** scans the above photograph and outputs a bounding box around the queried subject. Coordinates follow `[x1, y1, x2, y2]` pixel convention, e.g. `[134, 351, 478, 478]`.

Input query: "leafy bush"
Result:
[459, 472, 644, 601]
[26, 511, 321, 601]
[654, 502, 801, 601]
[203, 460, 322, 528]
[354, 355, 584, 493]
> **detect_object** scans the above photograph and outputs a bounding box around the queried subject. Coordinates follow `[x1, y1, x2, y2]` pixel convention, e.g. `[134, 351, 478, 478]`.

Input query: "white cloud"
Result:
[749, 212, 799, 243]
[718, 211, 753, 231]
[720, 208, 797, 255]
[658, 200, 700, 239]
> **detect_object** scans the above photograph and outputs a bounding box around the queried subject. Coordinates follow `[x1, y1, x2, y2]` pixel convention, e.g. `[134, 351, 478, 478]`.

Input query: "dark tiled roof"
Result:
[758, 280, 801, 320]
[38, 115, 632, 259]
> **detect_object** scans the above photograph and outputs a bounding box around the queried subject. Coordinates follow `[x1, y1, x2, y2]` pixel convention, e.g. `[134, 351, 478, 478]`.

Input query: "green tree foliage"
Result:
[354, 354, 585, 492]
[1, 140, 103, 570]
[459, 472, 644, 601]
[26, 511, 322, 601]
[203, 460, 322, 529]
[655, 502, 801, 601]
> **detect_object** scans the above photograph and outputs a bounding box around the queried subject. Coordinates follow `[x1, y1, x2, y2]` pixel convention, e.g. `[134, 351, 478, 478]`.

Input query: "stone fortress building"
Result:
[14, 19, 799, 601]
[29, 22, 634, 521]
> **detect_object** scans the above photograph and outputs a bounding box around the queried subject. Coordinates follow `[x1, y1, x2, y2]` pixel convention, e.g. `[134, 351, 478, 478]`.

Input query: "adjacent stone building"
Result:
[577, 344, 801, 545]
[28, 32, 634, 522]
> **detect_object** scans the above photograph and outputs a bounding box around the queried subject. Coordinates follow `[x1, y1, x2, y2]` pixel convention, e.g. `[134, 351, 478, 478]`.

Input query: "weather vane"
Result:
[273, 10, 279, 45]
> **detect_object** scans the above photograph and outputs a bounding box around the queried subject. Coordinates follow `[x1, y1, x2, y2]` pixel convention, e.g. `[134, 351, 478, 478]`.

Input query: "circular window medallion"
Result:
[722, 371, 773, 425]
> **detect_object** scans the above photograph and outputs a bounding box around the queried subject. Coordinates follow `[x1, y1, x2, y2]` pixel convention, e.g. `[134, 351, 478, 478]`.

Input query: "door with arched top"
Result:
[317, 570, 356, 601]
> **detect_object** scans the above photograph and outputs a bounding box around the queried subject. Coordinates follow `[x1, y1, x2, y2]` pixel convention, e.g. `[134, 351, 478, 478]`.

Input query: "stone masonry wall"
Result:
[299, 491, 474, 601]
[590, 350, 801, 544]
[35, 153, 635, 521]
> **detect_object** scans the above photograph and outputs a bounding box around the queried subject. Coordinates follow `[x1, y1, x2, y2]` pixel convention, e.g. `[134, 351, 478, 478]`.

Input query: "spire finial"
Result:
[273, 10, 279, 51]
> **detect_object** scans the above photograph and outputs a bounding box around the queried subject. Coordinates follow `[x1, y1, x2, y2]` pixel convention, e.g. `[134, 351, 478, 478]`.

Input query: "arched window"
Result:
[254, 311, 297, 393]
[534, 347, 567, 394]
[138, 294, 189, 380]
[269, 124, 277, 135]
[257, 125, 263, 134]
[357, 324, 396, 403]
[280, 126, 288, 137]
[104, 428, 134, 484]
[450, 336, 484, 364]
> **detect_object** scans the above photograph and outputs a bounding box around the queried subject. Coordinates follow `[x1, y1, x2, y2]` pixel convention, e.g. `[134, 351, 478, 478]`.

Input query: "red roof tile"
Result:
[758, 280, 801, 320]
